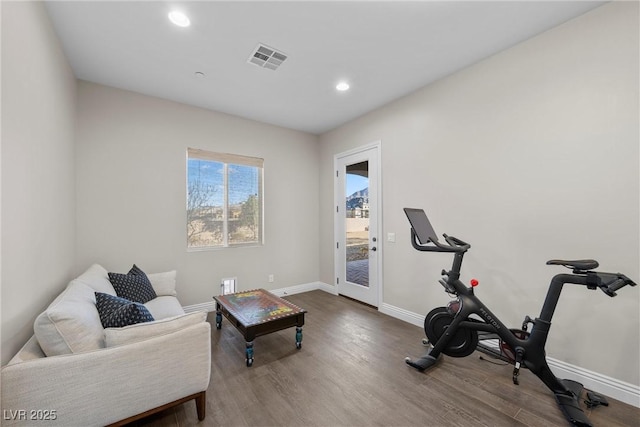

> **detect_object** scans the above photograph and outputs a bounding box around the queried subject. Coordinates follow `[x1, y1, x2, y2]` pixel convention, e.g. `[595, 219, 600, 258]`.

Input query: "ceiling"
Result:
[45, 1, 605, 135]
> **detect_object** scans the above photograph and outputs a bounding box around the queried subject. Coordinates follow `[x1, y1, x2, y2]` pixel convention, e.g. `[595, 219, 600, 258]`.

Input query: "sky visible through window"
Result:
[347, 174, 368, 197]
[188, 159, 258, 205]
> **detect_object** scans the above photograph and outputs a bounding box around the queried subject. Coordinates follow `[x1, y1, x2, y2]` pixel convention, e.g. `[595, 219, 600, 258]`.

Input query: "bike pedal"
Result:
[585, 391, 609, 408]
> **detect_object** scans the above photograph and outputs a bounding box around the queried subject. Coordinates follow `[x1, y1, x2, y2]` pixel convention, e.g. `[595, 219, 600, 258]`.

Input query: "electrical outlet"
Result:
[221, 277, 236, 295]
[268, 274, 274, 283]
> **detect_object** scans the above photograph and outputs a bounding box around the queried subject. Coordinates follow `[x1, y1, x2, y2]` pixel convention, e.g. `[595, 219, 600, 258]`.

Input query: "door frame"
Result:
[334, 141, 382, 308]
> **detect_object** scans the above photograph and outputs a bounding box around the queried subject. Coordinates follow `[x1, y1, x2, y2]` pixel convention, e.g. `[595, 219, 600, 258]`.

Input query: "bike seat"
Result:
[546, 259, 599, 271]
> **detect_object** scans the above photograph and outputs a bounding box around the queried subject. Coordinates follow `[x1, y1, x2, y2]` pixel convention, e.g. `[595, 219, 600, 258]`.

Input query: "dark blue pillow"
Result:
[95, 292, 154, 328]
[108, 265, 157, 303]
[129, 264, 146, 277]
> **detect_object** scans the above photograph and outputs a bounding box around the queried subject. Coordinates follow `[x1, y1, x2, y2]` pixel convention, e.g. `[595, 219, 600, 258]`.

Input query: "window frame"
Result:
[186, 148, 264, 250]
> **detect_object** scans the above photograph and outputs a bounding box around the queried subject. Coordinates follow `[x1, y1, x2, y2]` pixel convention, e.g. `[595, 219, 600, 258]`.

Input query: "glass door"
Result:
[335, 144, 380, 307]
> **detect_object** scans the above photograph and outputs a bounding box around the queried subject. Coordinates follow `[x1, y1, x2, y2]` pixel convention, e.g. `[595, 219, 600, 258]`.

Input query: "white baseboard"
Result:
[270, 281, 329, 297]
[183, 286, 639, 408]
[379, 302, 424, 327]
[319, 282, 339, 295]
[183, 301, 216, 313]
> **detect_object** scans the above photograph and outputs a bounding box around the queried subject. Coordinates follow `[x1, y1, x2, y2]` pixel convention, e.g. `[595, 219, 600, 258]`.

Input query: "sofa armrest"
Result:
[1, 322, 211, 426]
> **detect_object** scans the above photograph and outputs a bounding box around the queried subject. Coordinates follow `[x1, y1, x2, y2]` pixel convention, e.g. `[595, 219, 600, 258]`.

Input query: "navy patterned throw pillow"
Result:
[108, 265, 157, 304]
[128, 264, 147, 277]
[94, 292, 154, 328]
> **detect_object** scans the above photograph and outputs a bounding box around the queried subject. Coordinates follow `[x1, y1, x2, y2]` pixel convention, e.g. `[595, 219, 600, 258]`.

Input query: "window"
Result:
[187, 148, 263, 249]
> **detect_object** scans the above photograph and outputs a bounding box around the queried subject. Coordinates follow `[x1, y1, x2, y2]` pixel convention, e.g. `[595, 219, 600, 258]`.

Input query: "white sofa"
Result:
[1, 264, 211, 426]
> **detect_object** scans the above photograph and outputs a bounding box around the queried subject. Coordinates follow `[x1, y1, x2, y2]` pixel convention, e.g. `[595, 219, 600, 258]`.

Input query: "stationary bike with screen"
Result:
[403, 208, 636, 427]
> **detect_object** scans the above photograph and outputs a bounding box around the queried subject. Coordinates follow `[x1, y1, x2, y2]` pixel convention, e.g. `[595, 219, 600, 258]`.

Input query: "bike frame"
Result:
[432, 248, 586, 395]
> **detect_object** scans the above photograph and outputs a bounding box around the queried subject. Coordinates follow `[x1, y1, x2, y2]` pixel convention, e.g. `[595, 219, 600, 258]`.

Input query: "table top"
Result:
[214, 289, 306, 327]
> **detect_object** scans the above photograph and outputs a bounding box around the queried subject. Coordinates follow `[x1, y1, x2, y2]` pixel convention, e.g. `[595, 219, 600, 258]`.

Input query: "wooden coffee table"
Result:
[213, 289, 307, 367]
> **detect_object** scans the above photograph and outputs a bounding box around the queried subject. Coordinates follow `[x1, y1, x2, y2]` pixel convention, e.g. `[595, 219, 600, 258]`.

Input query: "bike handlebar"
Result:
[598, 273, 637, 297]
[443, 234, 471, 250]
[410, 229, 470, 253]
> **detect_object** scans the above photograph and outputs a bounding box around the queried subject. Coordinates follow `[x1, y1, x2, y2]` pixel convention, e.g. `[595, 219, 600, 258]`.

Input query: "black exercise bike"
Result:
[403, 208, 637, 427]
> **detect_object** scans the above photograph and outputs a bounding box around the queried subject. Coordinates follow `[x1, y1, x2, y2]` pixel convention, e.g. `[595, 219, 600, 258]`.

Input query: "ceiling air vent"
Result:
[248, 44, 287, 71]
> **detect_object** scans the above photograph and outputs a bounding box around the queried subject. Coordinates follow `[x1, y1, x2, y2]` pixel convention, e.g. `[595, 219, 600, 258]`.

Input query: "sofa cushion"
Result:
[95, 292, 155, 328]
[104, 311, 207, 347]
[108, 268, 157, 304]
[147, 270, 178, 297]
[144, 296, 185, 319]
[72, 263, 116, 295]
[34, 282, 105, 357]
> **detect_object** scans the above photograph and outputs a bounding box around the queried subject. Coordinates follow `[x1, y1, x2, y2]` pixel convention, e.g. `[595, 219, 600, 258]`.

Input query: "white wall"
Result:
[319, 2, 639, 385]
[1, 2, 78, 365]
[75, 82, 319, 306]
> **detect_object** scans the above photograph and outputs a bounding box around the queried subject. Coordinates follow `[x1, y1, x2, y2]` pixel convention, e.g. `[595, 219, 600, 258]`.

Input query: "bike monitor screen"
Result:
[404, 208, 438, 244]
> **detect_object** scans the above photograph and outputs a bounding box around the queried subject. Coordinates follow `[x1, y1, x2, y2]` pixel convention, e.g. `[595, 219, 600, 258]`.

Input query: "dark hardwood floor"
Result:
[130, 290, 639, 427]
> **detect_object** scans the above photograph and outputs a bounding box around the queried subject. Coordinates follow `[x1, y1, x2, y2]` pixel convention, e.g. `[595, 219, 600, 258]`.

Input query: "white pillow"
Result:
[104, 311, 207, 347]
[34, 282, 105, 356]
[147, 270, 177, 296]
[72, 263, 116, 295]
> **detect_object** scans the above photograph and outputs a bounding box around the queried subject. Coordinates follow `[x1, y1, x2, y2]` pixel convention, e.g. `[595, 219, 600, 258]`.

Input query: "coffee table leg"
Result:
[246, 341, 254, 367]
[215, 304, 222, 329]
[296, 326, 303, 349]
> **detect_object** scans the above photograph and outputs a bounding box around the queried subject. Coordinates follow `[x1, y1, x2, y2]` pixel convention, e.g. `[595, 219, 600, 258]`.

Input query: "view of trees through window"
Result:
[187, 150, 263, 248]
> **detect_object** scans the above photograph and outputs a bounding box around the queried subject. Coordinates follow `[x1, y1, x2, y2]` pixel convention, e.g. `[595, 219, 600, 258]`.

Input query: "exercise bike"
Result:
[402, 208, 637, 427]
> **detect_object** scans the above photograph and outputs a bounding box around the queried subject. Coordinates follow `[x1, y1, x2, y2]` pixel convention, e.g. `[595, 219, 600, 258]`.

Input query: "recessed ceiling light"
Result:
[168, 11, 190, 27]
[336, 82, 350, 91]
